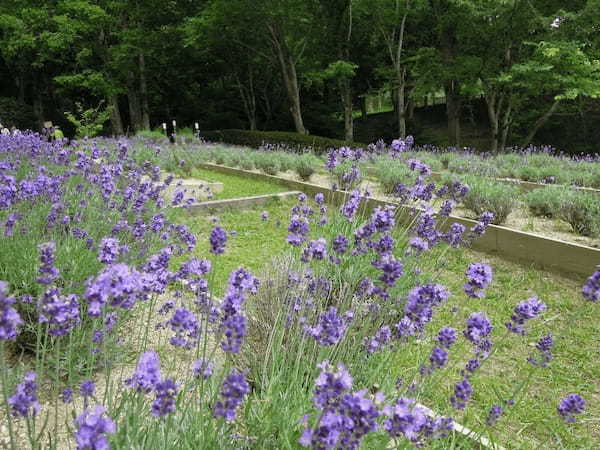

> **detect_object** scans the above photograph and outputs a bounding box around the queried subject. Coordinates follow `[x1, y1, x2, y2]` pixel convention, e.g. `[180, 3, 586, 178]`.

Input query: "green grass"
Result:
[174, 196, 598, 448]
[187, 167, 289, 200]
[170, 197, 296, 295]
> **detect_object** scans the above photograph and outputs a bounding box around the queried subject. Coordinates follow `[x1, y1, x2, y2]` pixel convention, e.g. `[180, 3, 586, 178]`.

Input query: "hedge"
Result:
[202, 129, 365, 154]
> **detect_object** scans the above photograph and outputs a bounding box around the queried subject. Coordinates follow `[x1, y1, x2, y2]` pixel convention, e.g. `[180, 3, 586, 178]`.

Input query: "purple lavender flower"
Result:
[312, 361, 353, 410]
[220, 312, 247, 353]
[486, 404, 503, 426]
[464, 312, 493, 344]
[505, 297, 546, 335]
[38, 288, 81, 336]
[126, 351, 161, 393]
[470, 211, 495, 236]
[80, 380, 96, 398]
[8, 372, 40, 418]
[582, 269, 599, 302]
[364, 326, 392, 353]
[192, 359, 214, 379]
[437, 327, 457, 349]
[260, 211, 269, 221]
[404, 284, 450, 331]
[37, 241, 59, 285]
[305, 307, 353, 346]
[287, 215, 310, 246]
[557, 394, 585, 423]
[439, 200, 454, 217]
[315, 193, 325, 205]
[382, 397, 428, 442]
[98, 238, 122, 264]
[209, 226, 227, 254]
[300, 389, 379, 449]
[167, 308, 200, 349]
[85, 264, 144, 316]
[152, 379, 179, 417]
[372, 256, 404, 287]
[61, 388, 73, 404]
[0, 281, 23, 340]
[450, 378, 473, 410]
[528, 334, 554, 367]
[332, 235, 348, 255]
[340, 190, 361, 221]
[301, 238, 328, 263]
[445, 223, 465, 248]
[464, 263, 493, 298]
[214, 370, 250, 422]
[408, 237, 429, 256]
[4, 212, 21, 236]
[429, 346, 449, 370]
[371, 206, 395, 232]
[298, 193, 307, 203]
[74, 406, 116, 450]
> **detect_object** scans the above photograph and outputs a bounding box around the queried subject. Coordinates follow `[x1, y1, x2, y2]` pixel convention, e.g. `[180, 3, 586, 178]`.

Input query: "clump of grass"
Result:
[461, 176, 519, 224]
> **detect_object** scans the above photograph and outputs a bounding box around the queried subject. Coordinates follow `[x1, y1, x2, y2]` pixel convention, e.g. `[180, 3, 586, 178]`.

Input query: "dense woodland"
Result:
[0, 0, 599, 153]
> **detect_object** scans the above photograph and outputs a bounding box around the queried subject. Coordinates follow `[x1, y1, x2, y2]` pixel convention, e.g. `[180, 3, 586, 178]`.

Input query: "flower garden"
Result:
[0, 133, 599, 449]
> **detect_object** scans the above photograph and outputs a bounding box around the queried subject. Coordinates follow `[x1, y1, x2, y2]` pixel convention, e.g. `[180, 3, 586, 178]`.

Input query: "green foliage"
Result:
[374, 159, 415, 194]
[252, 152, 282, 175]
[294, 153, 321, 181]
[202, 129, 364, 155]
[0, 97, 36, 129]
[64, 101, 111, 138]
[558, 192, 600, 237]
[461, 176, 519, 225]
[525, 186, 573, 218]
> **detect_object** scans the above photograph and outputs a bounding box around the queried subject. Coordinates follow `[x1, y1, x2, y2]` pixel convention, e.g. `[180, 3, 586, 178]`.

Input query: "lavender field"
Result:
[0, 132, 598, 449]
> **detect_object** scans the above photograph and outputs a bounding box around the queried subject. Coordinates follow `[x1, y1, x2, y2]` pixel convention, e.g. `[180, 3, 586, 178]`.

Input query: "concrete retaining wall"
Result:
[198, 163, 600, 280]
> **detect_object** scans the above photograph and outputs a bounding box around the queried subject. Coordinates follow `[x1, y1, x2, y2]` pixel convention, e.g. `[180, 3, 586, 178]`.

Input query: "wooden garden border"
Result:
[198, 163, 599, 281]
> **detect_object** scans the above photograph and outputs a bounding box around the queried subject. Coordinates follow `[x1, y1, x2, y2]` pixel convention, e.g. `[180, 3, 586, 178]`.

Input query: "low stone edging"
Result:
[177, 190, 302, 213]
[198, 163, 599, 280]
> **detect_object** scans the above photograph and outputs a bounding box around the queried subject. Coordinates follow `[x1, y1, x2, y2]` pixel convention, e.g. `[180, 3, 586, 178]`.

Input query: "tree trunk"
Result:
[444, 81, 461, 147]
[32, 87, 44, 131]
[268, 24, 307, 134]
[522, 99, 560, 147]
[16, 74, 25, 103]
[139, 54, 150, 130]
[127, 86, 142, 133]
[396, 69, 406, 138]
[360, 96, 368, 118]
[485, 92, 499, 152]
[499, 101, 512, 151]
[107, 94, 124, 136]
[341, 79, 353, 141]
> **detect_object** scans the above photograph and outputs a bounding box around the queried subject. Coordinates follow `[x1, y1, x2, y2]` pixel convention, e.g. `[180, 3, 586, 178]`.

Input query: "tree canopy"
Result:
[0, 0, 598, 152]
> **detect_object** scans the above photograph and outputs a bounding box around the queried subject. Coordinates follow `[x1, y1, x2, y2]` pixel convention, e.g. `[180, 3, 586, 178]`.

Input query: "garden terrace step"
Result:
[198, 163, 600, 281]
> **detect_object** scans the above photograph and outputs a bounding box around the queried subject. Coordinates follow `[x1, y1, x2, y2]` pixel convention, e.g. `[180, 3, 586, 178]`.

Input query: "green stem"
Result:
[0, 343, 17, 449]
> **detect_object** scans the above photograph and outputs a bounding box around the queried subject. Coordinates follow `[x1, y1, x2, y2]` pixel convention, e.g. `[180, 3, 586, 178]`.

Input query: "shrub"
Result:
[253, 152, 281, 175]
[294, 153, 321, 181]
[559, 193, 600, 237]
[461, 176, 519, 224]
[202, 129, 365, 155]
[374, 160, 415, 194]
[525, 186, 573, 218]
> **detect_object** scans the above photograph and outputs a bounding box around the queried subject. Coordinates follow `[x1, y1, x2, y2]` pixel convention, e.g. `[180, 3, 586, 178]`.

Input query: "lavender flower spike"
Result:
[558, 394, 585, 423]
[0, 281, 23, 340]
[74, 405, 116, 449]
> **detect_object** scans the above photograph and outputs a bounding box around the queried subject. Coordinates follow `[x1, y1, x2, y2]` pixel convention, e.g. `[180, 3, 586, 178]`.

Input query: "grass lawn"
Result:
[188, 167, 289, 200]
[172, 197, 598, 449]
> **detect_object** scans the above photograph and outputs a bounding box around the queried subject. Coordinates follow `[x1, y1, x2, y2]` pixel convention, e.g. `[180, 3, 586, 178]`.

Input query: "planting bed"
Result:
[1, 133, 598, 450]
[147, 139, 600, 248]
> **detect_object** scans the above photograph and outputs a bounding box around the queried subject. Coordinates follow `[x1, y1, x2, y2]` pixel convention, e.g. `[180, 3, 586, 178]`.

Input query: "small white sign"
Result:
[172, 120, 177, 128]
[162, 123, 167, 130]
